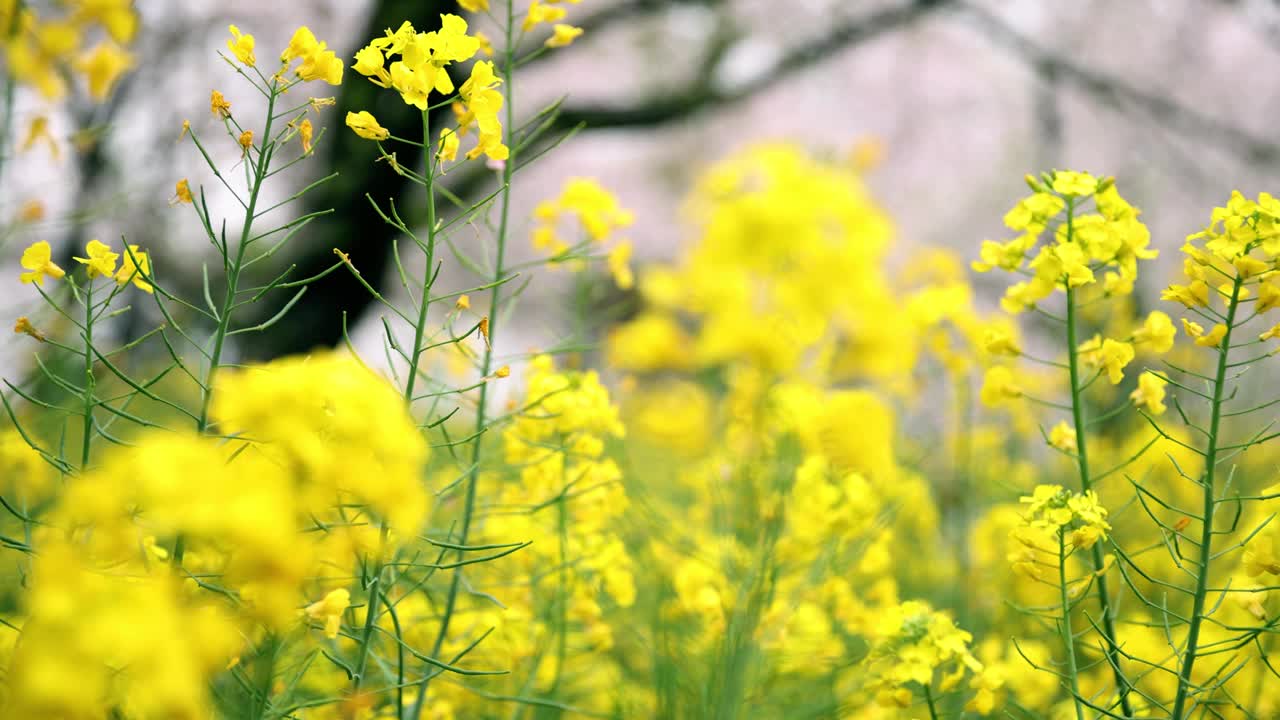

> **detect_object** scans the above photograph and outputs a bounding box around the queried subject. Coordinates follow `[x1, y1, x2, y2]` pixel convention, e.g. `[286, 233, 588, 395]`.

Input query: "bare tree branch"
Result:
[958, 0, 1280, 164]
[554, 0, 955, 129]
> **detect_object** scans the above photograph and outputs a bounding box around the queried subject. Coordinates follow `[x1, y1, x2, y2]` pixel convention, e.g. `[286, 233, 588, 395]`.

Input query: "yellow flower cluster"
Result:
[1167, 191, 1280, 344]
[427, 355, 635, 714]
[3, 0, 136, 100]
[223, 24, 343, 84]
[1018, 484, 1111, 551]
[609, 144, 903, 377]
[974, 170, 1157, 312]
[860, 600, 983, 710]
[19, 238, 152, 292]
[1, 352, 430, 716]
[4, 541, 239, 718]
[211, 353, 430, 533]
[532, 177, 635, 287]
[349, 15, 508, 161]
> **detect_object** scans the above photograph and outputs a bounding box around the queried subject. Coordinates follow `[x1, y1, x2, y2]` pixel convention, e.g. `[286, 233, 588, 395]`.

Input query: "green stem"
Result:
[80, 281, 95, 470]
[196, 82, 280, 433]
[1064, 281, 1134, 717]
[1170, 273, 1242, 719]
[923, 684, 942, 720]
[403, 108, 438, 403]
[410, 5, 518, 717]
[251, 634, 279, 720]
[352, 552, 384, 690]
[1059, 535, 1086, 720]
[173, 81, 279, 569]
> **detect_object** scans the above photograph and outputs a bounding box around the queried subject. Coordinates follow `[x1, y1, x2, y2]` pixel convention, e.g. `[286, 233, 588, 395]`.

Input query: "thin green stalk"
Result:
[404, 107, 438, 403]
[196, 82, 280, 432]
[1065, 282, 1135, 717]
[410, 5, 518, 717]
[80, 281, 95, 470]
[352, 550, 385, 690]
[1170, 273, 1242, 719]
[176, 82, 279, 568]
[923, 684, 942, 720]
[1059, 535, 1086, 720]
[252, 634, 279, 720]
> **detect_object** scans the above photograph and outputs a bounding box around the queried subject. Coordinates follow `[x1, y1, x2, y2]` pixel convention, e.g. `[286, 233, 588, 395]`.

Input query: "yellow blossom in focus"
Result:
[438, 127, 460, 162]
[1019, 484, 1110, 549]
[226, 24, 256, 65]
[296, 118, 314, 153]
[74, 239, 119, 279]
[1050, 170, 1099, 196]
[115, 245, 153, 293]
[13, 316, 44, 342]
[19, 240, 66, 285]
[346, 110, 390, 141]
[1078, 336, 1133, 384]
[210, 89, 232, 117]
[1197, 323, 1228, 348]
[175, 178, 193, 204]
[238, 130, 254, 152]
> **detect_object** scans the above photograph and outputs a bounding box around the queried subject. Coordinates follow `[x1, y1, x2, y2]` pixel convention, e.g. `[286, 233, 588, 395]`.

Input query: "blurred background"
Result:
[4, 0, 1280, 371]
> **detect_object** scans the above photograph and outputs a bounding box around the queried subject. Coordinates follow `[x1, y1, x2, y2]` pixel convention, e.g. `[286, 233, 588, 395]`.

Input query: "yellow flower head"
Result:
[1133, 311, 1176, 353]
[74, 239, 119, 278]
[75, 41, 133, 101]
[1050, 170, 1099, 197]
[19, 240, 66, 285]
[979, 366, 1021, 407]
[210, 89, 232, 117]
[1047, 422, 1076, 453]
[346, 110, 390, 141]
[175, 178, 193, 204]
[524, 0, 567, 31]
[304, 588, 350, 639]
[546, 24, 584, 48]
[115, 245, 153, 293]
[1019, 484, 1110, 548]
[283, 27, 344, 85]
[1078, 336, 1134, 384]
[13, 316, 44, 342]
[226, 24, 256, 66]
[1130, 371, 1168, 415]
[437, 127, 459, 162]
[296, 118, 314, 154]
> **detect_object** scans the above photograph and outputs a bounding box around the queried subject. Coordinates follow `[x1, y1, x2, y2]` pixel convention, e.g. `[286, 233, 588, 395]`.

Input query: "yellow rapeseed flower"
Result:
[19, 240, 66, 285]
[74, 239, 119, 278]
